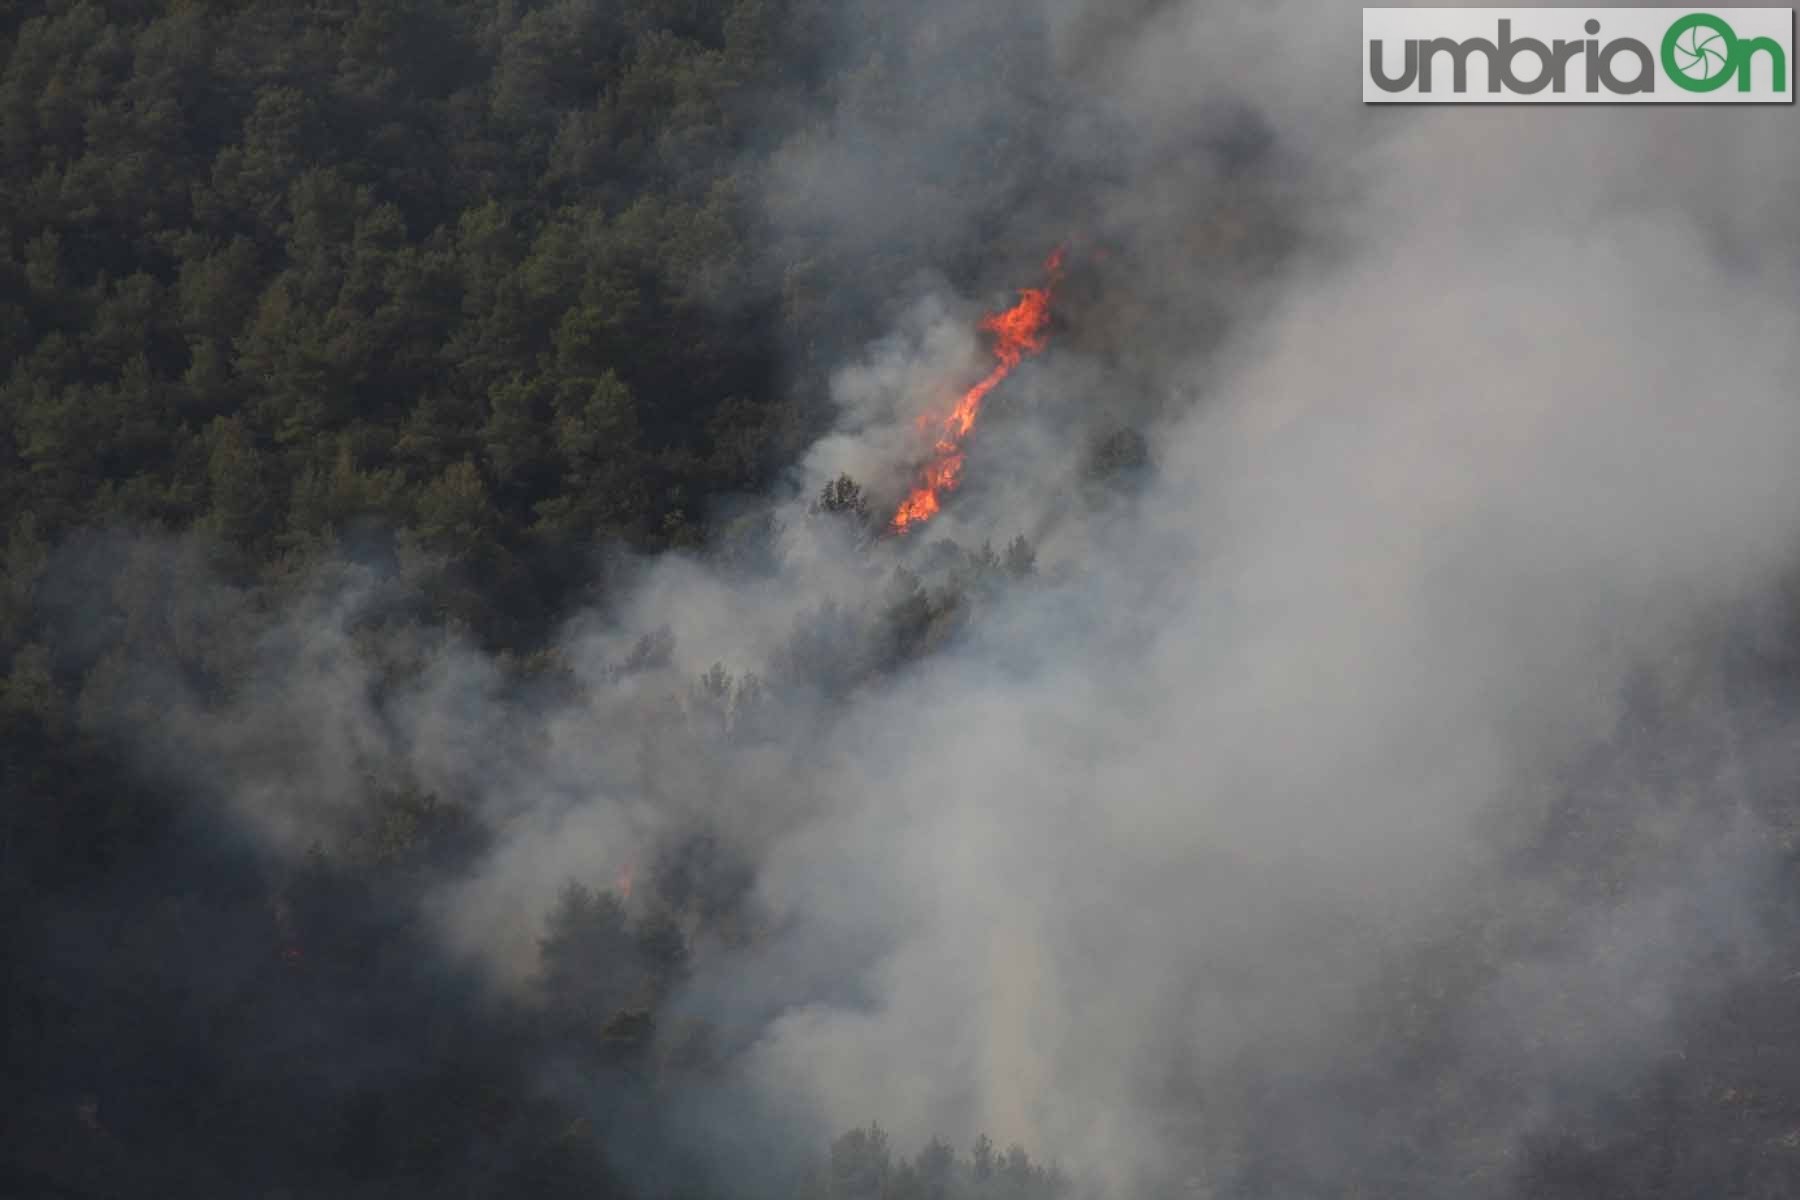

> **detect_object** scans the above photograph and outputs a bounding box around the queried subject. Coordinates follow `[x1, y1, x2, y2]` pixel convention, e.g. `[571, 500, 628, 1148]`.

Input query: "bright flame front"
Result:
[890, 249, 1065, 533]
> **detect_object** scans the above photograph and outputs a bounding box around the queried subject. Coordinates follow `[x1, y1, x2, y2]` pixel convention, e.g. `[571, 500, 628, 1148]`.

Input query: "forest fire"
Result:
[889, 249, 1066, 533]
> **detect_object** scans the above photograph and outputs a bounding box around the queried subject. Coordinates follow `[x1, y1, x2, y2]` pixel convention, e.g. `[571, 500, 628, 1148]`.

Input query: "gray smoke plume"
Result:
[59, 1, 1800, 1197]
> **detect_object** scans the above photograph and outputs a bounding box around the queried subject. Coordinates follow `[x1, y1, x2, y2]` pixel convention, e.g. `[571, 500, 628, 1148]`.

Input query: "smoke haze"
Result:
[15, 1, 1800, 1197]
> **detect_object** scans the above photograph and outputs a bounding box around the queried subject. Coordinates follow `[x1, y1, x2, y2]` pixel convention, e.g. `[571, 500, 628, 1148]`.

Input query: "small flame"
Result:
[615, 863, 635, 902]
[890, 249, 1065, 533]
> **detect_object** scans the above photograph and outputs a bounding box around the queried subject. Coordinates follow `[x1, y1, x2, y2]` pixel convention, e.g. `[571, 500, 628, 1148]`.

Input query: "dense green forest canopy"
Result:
[2, 0, 840, 643]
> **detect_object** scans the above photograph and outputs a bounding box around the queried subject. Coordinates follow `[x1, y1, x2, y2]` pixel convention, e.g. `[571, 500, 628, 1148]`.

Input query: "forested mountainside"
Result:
[4, 0, 833, 642]
[8, 1, 1800, 1198]
[0, 0, 1104, 1194]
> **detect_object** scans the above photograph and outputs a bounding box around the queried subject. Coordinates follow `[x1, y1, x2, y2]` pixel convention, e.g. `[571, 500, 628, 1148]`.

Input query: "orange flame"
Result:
[890, 249, 1065, 533]
[615, 863, 635, 902]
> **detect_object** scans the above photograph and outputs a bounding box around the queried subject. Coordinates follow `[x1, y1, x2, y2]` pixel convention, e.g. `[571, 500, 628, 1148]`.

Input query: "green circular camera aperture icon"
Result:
[1663, 12, 1740, 91]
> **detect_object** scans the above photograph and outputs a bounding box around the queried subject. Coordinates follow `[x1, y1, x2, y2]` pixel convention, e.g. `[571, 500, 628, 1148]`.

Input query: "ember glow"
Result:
[890, 249, 1065, 533]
